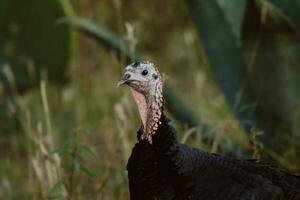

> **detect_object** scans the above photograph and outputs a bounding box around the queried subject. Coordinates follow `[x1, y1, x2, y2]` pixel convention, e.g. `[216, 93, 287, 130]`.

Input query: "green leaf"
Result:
[186, 0, 299, 164]
[60, 17, 138, 61]
[186, 0, 256, 132]
[217, 0, 247, 44]
[0, 0, 74, 92]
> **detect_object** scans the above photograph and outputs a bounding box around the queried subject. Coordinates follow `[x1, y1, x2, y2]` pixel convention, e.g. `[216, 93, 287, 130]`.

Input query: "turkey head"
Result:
[118, 61, 164, 143]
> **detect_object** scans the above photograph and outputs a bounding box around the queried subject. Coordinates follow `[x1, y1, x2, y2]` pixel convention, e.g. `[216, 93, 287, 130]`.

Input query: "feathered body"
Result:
[127, 114, 300, 200]
[118, 61, 300, 200]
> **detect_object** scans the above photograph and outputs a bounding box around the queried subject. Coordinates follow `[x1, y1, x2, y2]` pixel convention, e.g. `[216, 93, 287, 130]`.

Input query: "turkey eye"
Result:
[142, 70, 148, 76]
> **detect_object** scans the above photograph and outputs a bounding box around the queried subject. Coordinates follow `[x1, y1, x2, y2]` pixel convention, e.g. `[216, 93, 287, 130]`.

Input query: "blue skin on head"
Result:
[119, 61, 163, 142]
[121, 61, 161, 96]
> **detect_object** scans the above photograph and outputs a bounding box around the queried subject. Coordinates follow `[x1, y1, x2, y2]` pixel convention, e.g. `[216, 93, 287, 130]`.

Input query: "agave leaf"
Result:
[59, 17, 138, 61]
[186, 0, 296, 136]
[186, 0, 257, 132]
[216, 0, 247, 44]
[0, 0, 74, 93]
[186, 0, 299, 165]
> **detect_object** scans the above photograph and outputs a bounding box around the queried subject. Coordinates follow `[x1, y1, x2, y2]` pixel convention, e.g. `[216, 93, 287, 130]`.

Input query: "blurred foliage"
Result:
[242, 0, 300, 156]
[0, 0, 74, 92]
[187, 0, 255, 131]
[187, 0, 300, 162]
[268, 0, 300, 30]
[0, 0, 299, 199]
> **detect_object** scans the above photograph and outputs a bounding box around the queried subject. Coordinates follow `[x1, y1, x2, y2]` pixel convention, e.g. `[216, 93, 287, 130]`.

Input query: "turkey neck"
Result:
[130, 83, 163, 143]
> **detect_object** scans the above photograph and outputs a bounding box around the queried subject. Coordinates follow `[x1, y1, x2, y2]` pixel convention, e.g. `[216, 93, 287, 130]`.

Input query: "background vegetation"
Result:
[0, 0, 299, 199]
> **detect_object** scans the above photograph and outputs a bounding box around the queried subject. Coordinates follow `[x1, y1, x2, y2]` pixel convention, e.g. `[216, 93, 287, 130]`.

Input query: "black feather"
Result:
[127, 114, 300, 200]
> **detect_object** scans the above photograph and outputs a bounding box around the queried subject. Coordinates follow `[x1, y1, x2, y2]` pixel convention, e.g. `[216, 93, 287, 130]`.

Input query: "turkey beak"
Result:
[117, 72, 131, 87]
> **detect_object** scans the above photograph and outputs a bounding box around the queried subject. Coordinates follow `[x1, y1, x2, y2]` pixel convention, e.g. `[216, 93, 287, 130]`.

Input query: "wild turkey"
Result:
[118, 61, 300, 200]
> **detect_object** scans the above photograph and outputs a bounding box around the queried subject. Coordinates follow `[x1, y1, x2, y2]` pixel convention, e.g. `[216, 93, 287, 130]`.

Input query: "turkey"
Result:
[117, 61, 300, 200]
